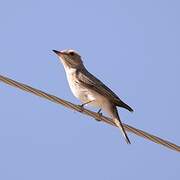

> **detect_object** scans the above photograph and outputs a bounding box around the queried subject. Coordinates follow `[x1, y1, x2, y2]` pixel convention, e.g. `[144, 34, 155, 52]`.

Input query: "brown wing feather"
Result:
[76, 68, 133, 112]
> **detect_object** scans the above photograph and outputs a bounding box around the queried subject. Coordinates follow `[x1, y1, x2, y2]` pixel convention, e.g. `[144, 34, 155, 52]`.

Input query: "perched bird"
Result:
[53, 49, 133, 144]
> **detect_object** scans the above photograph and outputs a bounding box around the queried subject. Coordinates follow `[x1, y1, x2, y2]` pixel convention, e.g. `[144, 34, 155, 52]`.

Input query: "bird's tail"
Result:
[113, 107, 131, 144]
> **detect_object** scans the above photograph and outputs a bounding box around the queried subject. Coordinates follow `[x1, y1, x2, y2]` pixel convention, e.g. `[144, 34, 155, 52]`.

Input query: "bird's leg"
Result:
[80, 100, 94, 107]
[78, 100, 94, 112]
[97, 108, 102, 115]
[95, 109, 102, 121]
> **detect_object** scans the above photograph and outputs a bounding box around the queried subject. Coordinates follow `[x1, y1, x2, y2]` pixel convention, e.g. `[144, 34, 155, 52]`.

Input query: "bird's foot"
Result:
[95, 109, 102, 122]
[78, 104, 85, 112]
[78, 100, 94, 112]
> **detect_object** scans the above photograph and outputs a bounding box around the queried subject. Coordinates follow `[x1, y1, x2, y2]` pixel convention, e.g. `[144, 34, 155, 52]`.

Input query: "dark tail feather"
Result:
[113, 107, 131, 144]
[117, 100, 134, 112]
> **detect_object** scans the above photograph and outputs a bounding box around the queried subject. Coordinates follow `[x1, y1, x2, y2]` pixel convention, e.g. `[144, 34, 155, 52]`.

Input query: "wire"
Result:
[0, 74, 179, 152]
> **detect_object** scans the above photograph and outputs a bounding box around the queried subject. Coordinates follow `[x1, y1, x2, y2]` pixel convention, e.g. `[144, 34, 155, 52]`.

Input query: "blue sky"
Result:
[0, 0, 180, 179]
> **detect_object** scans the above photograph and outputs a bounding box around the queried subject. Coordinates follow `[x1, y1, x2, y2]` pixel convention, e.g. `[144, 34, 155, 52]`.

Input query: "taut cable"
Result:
[0, 74, 179, 152]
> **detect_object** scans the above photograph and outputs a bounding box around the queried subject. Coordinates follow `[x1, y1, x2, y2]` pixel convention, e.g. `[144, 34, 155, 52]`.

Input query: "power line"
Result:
[0, 74, 179, 152]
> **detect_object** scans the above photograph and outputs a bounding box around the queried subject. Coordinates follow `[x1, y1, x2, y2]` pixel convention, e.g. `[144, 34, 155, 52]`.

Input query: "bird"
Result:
[53, 49, 133, 144]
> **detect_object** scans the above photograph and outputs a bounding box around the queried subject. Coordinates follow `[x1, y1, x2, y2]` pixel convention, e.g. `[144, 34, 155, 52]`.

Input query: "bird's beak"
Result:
[52, 50, 71, 65]
[52, 50, 63, 56]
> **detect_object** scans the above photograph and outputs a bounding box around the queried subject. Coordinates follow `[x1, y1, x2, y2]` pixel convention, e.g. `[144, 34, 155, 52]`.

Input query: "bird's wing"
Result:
[76, 69, 133, 112]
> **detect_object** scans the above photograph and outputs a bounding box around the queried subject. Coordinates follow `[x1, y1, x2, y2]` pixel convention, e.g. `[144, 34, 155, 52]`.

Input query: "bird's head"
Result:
[53, 49, 83, 69]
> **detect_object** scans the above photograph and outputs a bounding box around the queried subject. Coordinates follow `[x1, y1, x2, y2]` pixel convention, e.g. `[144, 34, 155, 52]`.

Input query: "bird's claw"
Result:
[95, 109, 102, 122]
[78, 104, 84, 112]
[77, 100, 94, 112]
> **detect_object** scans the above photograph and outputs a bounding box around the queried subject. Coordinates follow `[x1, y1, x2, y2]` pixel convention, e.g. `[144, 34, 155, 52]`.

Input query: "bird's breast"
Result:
[64, 68, 111, 111]
[65, 68, 88, 102]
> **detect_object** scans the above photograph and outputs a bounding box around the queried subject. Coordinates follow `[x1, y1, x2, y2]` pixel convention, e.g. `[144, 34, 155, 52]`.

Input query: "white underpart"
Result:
[62, 64, 113, 116]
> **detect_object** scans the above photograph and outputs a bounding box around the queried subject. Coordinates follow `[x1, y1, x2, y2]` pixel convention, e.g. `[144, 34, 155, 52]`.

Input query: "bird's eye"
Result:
[69, 51, 75, 56]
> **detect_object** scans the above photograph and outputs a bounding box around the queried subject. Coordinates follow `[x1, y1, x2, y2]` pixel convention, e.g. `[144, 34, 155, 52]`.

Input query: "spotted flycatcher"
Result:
[53, 49, 133, 144]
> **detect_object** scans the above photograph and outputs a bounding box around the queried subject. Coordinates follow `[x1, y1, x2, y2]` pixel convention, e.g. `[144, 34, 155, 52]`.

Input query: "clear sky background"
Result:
[0, 0, 179, 179]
